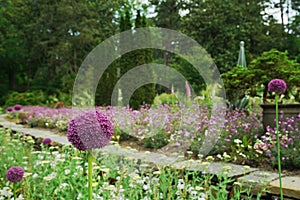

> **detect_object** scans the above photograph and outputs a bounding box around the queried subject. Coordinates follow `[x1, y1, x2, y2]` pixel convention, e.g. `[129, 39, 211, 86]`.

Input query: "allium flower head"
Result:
[67, 110, 114, 151]
[268, 79, 286, 94]
[6, 166, 24, 182]
[43, 138, 52, 145]
[14, 104, 22, 111]
[6, 107, 13, 112]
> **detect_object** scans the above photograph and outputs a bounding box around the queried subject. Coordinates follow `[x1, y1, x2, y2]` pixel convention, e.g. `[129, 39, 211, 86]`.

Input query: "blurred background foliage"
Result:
[0, 0, 299, 108]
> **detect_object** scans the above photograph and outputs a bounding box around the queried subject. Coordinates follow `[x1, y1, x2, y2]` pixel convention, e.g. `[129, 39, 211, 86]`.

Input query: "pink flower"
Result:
[185, 81, 191, 97]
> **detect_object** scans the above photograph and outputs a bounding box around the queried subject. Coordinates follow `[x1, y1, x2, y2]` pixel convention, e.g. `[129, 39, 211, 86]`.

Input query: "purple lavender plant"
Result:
[6, 166, 24, 182]
[67, 110, 114, 151]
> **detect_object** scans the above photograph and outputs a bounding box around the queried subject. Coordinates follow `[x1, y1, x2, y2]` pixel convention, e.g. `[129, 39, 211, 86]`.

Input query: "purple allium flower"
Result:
[6, 107, 13, 112]
[43, 138, 52, 145]
[14, 104, 22, 111]
[67, 110, 114, 151]
[6, 166, 24, 182]
[268, 79, 286, 94]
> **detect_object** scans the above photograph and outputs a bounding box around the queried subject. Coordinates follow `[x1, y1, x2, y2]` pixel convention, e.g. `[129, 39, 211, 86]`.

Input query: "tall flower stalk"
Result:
[6, 166, 24, 199]
[88, 152, 93, 200]
[67, 110, 114, 200]
[268, 78, 286, 200]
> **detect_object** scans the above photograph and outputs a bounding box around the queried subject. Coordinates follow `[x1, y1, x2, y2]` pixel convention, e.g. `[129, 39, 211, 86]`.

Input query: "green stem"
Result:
[88, 151, 93, 200]
[13, 182, 17, 200]
[275, 94, 283, 200]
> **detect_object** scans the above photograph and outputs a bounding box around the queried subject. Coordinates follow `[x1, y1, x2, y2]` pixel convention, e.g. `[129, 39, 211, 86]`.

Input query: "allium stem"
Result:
[275, 94, 283, 200]
[88, 151, 93, 200]
[13, 182, 17, 200]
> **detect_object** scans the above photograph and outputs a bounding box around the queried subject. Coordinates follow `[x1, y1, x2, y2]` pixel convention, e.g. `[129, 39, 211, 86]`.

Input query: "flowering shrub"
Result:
[12, 104, 265, 159]
[209, 107, 264, 162]
[254, 113, 300, 169]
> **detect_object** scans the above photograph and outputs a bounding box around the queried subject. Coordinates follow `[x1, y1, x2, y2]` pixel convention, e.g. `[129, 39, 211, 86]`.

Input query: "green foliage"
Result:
[230, 96, 250, 110]
[153, 93, 178, 105]
[0, 0, 121, 105]
[4, 91, 47, 108]
[141, 132, 169, 149]
[222, 49, 300, 102]
[181, 0, 287, 73]
[3, 91, 71, 108]
[116, 7, 156, 109]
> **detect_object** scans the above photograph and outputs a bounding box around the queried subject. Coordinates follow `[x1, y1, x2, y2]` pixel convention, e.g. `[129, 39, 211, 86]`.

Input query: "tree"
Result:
[116, 7, 156, 109]
[129, 10, 156, 109]
[0, 0, 122, 106]
[181, 0, 285, 73]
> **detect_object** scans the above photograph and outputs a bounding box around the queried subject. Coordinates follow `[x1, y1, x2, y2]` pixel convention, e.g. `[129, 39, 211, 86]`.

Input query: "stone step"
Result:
[268, 176, 300, 199]
[237, 170, 284, 195]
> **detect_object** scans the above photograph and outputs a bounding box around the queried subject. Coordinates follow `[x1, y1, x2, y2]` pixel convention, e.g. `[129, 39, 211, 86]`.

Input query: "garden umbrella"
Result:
[237, 41, 247, 68]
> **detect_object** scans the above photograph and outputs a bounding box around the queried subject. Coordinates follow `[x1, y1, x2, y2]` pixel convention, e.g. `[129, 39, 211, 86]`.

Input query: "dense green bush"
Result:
[153, 93, 178, 105]
[141, 132, 169, 149]
[3, 91, 71, 108]
[4, 91, 48, 108]
[222, 49, 300, 102]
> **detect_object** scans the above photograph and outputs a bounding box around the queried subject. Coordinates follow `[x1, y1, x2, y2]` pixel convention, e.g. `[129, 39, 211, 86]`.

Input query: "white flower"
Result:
[234, 139, 242, 144]
[43, 172, 57, 181]
[0, 187, 13, 197]
[77, 193, 83, 200]
[59, 183, 68, 189]
[32, 173, 38, 179]
[177, 179, 185, 190]
[64, 169, 71, 175]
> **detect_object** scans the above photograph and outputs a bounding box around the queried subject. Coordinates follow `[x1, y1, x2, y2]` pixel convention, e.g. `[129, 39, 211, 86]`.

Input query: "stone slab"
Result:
[237, 171, 282, 195]
[0, 115, 70, 145]
[268, 176, 300, 199]
[172, 160, 258, 178]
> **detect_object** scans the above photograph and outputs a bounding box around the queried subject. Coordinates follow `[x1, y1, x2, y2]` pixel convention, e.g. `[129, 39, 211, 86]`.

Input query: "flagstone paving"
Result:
[1, 114, 300, 199]
[268, 176, 300, 199]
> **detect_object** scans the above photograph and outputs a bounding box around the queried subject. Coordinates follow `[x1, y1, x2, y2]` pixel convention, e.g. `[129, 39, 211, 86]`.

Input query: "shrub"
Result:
[4, 91, 47, 108]
[222, 49, 300, 102]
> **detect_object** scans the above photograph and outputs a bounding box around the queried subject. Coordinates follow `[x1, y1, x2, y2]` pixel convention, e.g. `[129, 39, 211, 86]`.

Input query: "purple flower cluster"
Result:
[16, 104, 264, 154]
[268, 79, 286, 94]
[6, 166, 24, 182]
[43, 138, 52, 145]
[255, 114, 300, 169]
[6, 107, 13, 112]
[14, 104, 22, 111]
[67, 110, 114, 151]
[213, 106, 263, 152]
[6, 104, 22, 112]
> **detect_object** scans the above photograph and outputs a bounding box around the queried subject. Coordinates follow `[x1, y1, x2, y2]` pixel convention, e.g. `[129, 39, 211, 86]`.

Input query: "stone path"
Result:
[1, 114, 299, 199]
